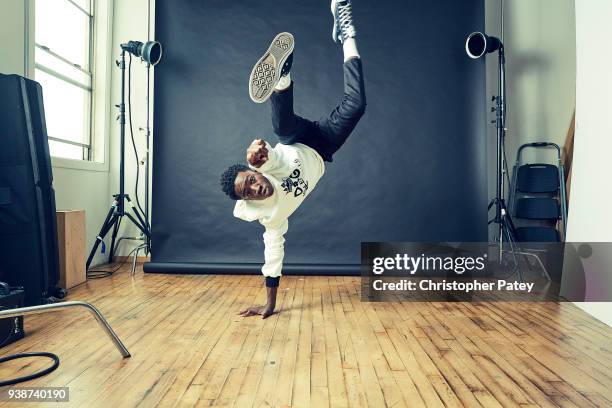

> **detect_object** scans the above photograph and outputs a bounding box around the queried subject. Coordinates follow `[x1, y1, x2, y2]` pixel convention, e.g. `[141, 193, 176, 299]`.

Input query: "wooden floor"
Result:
[1, 265, 611, 408]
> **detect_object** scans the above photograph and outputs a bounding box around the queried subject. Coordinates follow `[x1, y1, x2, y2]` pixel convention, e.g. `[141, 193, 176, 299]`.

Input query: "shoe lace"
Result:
[337, 1, 356, 39]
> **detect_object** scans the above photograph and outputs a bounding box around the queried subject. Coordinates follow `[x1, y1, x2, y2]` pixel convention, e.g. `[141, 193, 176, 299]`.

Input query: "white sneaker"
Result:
[331, 0, 356, 44]
[248, 32, 295, 104]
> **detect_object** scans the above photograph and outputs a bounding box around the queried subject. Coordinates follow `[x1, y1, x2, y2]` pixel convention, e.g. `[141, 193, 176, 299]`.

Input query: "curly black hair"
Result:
[220, 163, 249, 200]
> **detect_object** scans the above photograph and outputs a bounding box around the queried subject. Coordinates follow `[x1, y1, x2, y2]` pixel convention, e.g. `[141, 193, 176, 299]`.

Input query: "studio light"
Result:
[121, 40, 162, 65]
[465, 32, 502, 59]
[86, 40, 163, 271]
[465, 30, 514, 261]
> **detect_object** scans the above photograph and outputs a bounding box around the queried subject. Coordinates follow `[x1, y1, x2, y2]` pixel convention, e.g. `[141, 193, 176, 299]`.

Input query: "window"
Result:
[35, 0, 94, 161]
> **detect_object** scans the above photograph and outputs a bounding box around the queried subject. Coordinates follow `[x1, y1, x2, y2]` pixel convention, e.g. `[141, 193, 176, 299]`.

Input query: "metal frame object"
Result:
[0, 301, 130, 358]
[131, 242, 148, 276]
[505, 142, 569, 282]
[509, 142, 568, 237]
[502, 248, 552, 281]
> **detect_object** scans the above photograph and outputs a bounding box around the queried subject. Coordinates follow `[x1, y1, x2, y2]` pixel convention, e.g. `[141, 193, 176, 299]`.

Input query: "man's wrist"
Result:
[265, 276, 280, 287]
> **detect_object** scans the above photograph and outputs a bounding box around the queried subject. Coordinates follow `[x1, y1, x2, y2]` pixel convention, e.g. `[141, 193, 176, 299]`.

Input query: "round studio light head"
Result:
[465, 32, 502, 59]
[139, 41, 162, 66]
[121, 40, 163, 65]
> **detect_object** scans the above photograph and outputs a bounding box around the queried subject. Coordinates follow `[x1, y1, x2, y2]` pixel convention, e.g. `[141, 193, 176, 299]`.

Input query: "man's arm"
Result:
[261, 219, 288, 278]
[247, 139, 292, 176]
[247, 139, 271, 168]
[238, 219, 287, 319]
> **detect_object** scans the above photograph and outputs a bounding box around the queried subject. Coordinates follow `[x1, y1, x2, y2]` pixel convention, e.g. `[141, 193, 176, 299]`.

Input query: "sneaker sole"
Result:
[249, 32, 294, 104]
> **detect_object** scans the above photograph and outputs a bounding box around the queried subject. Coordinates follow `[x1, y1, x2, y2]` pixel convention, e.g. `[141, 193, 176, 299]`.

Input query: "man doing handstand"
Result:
[220, 0, 366, 318]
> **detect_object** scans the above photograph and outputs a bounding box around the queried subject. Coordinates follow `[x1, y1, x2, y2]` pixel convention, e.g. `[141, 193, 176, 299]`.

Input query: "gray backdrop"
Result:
[146, 0, 487, 274]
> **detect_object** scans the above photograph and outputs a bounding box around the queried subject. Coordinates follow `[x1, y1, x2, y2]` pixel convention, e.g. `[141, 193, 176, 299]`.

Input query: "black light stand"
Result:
[466, 32, 520, 273]
[86, 41, 162, 271]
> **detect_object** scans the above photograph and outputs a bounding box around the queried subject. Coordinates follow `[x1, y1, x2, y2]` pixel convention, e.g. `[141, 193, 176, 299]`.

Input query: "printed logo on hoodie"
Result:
[281, 160, 309, 197]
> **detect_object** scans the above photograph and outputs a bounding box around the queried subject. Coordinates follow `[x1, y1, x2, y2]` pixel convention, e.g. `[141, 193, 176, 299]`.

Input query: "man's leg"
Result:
[270, 75, 319, 145]
[248, 32, 318, 145]
[317, 57, 366, 152]
[316, 0, 366, 160]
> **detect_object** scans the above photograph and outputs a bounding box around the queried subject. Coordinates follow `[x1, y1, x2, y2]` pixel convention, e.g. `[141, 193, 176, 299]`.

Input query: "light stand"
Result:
[144, 61, 151, 254]
[86, 41, 161, 271]
[129, 60, 153, 275]
[466, 32, 520, 272]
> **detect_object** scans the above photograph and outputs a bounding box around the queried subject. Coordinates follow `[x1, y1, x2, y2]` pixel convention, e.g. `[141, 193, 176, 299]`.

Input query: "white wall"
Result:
[108, 0, 154, 257]
[1, 0, 112, 267]
[567, 0, 612, 326]
[485, 0, 576, 238]
[0, 1, 28, 75]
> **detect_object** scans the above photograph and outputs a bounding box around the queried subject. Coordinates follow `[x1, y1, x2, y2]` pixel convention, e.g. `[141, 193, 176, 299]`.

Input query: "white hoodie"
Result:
[233, 141, 325, 277]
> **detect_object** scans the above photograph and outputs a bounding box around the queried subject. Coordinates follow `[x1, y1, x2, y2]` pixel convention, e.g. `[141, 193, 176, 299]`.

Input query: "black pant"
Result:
[270, 57, 366, 162]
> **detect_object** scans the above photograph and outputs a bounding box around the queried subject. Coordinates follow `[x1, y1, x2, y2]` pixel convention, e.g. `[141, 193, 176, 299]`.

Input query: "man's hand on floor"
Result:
[247, 139, 269, 168]
[238, 305, 275, 319]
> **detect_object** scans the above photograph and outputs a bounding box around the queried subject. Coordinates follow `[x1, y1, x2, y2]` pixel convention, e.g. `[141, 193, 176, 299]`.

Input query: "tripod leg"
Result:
[504, 209, 517, 241]
[509, 222, 534, 272]
[125, 213, 150, 239]
[108, 215, 123, 264]
[502, 217, 523, 282]
[131, 246, 140, 275]
[131, 244, 146, 276]
[86, 205, 117, 271]
[125, 196, 150, 238]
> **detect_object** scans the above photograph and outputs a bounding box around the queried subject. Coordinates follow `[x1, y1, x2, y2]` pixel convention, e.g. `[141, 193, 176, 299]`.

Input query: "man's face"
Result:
[234, 170, 274, 200]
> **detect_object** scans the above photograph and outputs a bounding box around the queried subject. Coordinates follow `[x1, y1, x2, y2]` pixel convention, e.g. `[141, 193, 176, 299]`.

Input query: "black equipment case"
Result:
[0, 73, 63, 305]
[0, 283, 25, 347]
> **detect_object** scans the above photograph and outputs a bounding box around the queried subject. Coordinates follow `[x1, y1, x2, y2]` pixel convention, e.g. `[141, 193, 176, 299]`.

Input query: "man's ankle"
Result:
[343, 38, 360, 62]
[265, 276, 281, 288]
[274, 74, 291, 91]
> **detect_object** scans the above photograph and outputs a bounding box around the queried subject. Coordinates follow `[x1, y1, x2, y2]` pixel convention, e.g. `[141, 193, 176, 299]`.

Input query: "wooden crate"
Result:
[56, 210, 86, 289]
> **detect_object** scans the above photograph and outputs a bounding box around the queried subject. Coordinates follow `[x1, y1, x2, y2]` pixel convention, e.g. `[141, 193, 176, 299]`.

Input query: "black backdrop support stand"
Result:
[86, 50, 151, 271]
